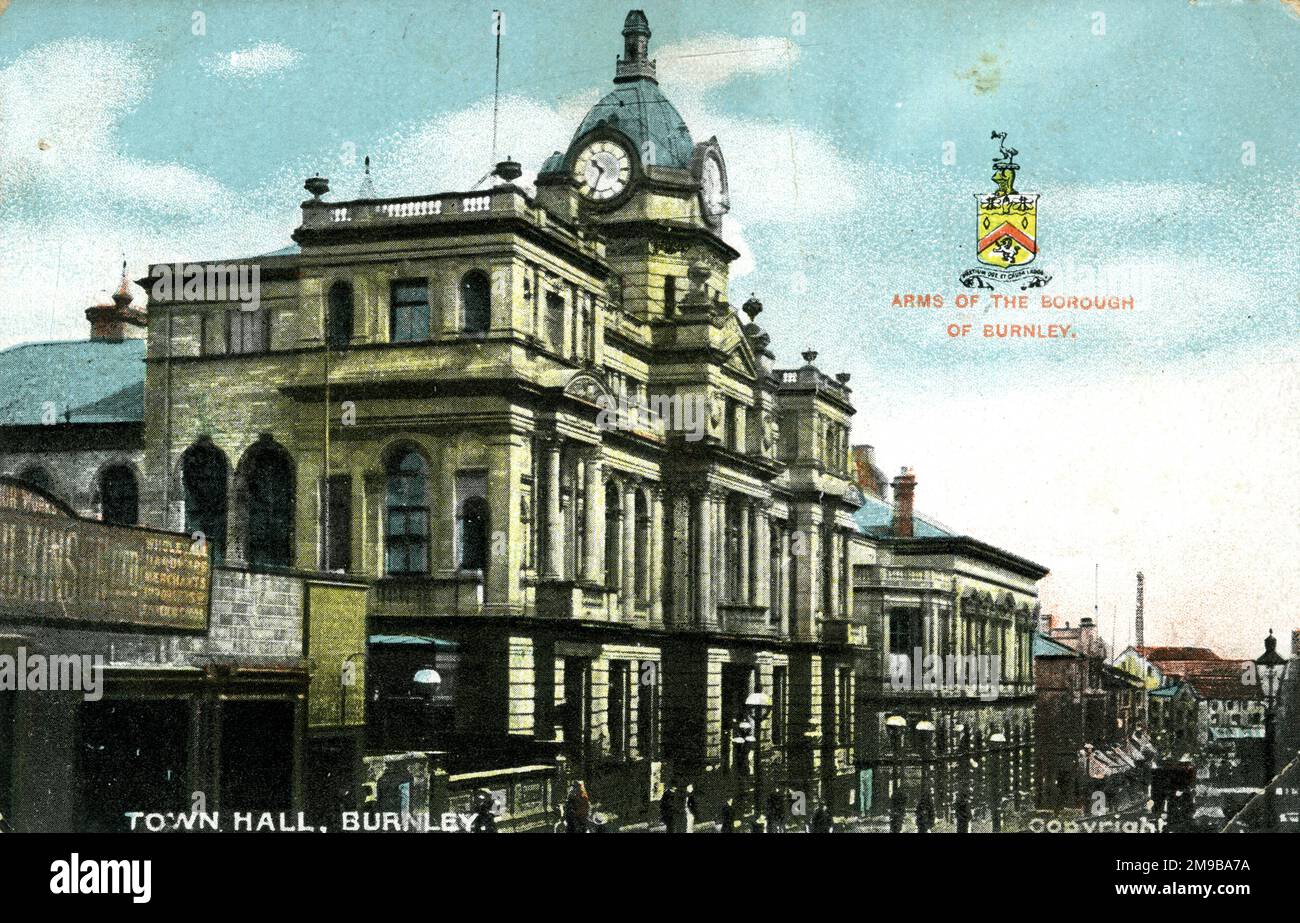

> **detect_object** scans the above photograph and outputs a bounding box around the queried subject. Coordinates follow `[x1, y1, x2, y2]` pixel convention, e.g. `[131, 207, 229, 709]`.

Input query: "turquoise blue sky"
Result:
[1, 0, 1297, 653]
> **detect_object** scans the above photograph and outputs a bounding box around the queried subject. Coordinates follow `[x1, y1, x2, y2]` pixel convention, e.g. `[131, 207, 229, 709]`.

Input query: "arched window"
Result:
[327, 280, 354, 349]
[243, 439, 295, 568]
[461, 271, 490, 335]
[17, 465, 53, 495]
[99, 465, 138, 525]
[458, 495, 490, 571]
[604, 482, 621, 590]
[183, 441, 228, 562]
[386, 451, 428, 575]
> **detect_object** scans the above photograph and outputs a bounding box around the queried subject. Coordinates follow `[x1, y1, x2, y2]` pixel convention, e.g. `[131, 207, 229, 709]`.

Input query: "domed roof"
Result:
[560, 80, 695, 172]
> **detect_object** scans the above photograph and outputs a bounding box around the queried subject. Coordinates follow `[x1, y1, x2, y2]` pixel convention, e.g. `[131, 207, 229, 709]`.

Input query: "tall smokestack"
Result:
[1135, 571, 1145, 649]
[891, 466, 916, 538]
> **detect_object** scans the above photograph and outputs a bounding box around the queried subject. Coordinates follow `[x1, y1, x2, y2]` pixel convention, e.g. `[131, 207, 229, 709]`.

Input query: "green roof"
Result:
[0, 339, 145, 426]
[852, 492, 954, 539]
[1033, 632, 1080, 658]
[546, 79, 695, 173]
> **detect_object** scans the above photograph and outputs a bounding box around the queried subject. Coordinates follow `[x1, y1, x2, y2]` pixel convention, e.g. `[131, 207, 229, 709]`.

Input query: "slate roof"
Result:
[0, 339, 146, 426]
[1033, 632, 1080, 658]
[852, 492, 954, 539]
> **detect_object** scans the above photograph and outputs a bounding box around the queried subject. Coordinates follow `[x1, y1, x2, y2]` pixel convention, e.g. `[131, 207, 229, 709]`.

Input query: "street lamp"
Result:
[953, 723, 972, 832]
[1255, 630, 1287, 829]
[886, 715, 907, 833]
[989, 731, 1007, 832]
[915, 720, 935, 833]
[746, 692, 772, 822]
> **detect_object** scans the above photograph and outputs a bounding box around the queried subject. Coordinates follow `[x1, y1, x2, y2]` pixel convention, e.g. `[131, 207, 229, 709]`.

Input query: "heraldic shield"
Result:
[976, 192, 1038, 268]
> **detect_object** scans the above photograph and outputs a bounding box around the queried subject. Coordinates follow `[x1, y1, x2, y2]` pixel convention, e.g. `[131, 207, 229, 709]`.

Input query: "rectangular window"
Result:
[390, 280, 430, 343]
[545, 291, 565, 352]
[663, 275, 676, 314]
[323, 474, 351, 572]
[227, 308, 269, 354]
[609, 661, 630, 759]
[888, 608, 919, 655]
[772, 667, 788, 747]
[636, 661, 656, 758]
[837, 669, 853, 747]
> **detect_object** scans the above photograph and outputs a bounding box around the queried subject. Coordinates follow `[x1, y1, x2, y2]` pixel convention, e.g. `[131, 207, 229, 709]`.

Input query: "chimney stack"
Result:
[891, 466, 916, 538]
[1079, 617, 1100, 658]
[851, 444, 886, 499]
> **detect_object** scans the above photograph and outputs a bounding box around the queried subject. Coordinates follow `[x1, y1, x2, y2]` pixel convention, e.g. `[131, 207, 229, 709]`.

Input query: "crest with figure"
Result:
[961, 132, 1052, 290]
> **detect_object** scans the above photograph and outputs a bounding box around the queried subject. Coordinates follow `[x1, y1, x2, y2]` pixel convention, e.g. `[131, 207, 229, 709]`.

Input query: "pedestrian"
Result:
[889, 789, 907, 834]
[564, 780, 590, 833]
[915, 791, 935, 834]
[810, 801, 833, 833]
[766, 786, 787, 833]
[471, 788, 498, 833]
[684, 783, 698, 833]
[660, 782, 679, 833]
[955, 791, 971, 833]
[720, 797, 737, 833]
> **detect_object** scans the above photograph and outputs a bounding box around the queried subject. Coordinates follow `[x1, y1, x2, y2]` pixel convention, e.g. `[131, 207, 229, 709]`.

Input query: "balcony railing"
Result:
[298, 186, 605, 262]
[856, 565, 953, 592]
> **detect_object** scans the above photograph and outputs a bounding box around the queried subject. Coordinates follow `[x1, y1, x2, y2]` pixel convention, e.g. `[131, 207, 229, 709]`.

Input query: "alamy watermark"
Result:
[0, 647, 104, 701]
[888, 648, 1002, 701]
[596, 392, 706, 442]
[150, 262, 261, 310]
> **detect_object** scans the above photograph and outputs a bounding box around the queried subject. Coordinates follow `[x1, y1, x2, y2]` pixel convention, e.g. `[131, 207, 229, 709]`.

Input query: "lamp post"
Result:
[915, 720, 935, 833]
[989, 731, 1007, 832]
[953, 723, 971, 833]
[414, 666, 442, 742]
[1255, 630, 1286, 830]
[886, 715, 907, 833]
[746, 692, 772, 822]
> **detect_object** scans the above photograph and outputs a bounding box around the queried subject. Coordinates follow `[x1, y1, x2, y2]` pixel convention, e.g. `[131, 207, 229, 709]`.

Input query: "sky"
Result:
[0, 0, 1297, 656]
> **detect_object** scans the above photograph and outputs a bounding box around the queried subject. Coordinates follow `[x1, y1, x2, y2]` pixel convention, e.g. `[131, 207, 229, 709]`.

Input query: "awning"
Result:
[368, 635, 459, 649]
[1209, 726, 1264, 740]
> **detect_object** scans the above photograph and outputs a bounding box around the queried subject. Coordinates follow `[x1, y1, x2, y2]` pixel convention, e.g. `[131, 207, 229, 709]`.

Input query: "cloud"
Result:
[202, 42, 302, 79]
[0, 39, 289, 347]
[654, 33, 799, 95]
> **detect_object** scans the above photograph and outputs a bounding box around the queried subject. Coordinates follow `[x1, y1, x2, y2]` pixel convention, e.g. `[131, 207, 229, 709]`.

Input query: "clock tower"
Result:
[535, 10, 738, 320]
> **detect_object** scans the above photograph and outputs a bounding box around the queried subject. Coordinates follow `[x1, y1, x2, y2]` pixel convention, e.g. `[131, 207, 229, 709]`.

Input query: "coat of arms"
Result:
[960, 132, 1052, 290]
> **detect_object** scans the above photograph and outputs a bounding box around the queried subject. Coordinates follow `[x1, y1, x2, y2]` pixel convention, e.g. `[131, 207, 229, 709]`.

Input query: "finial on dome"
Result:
[615, 10, 656, 83]
[742, 293, 763, 323]
[87, 259, 146, 342]
[801, 348, 818, 365]
[113, 258, 134, 307]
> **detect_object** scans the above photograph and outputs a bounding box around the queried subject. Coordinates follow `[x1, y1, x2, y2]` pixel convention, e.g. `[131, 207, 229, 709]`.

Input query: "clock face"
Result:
[573, 141, 631, 201]
[700, 154, 727, 221]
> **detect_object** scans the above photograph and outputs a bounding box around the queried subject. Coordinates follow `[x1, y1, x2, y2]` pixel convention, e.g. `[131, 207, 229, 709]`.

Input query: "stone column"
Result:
[828, 527, 841, 620]
[545, 439, 563, 578]
[755, 505, 771, 619]
[696, 490, 712, 627]
[622, 480, 638, 618]
[715, 493, 727, 606]
[779, 527, 792, 636]
[649, 486, 664, 623]
[738, 500, 751, 605]
[583, 452, 603, 584]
